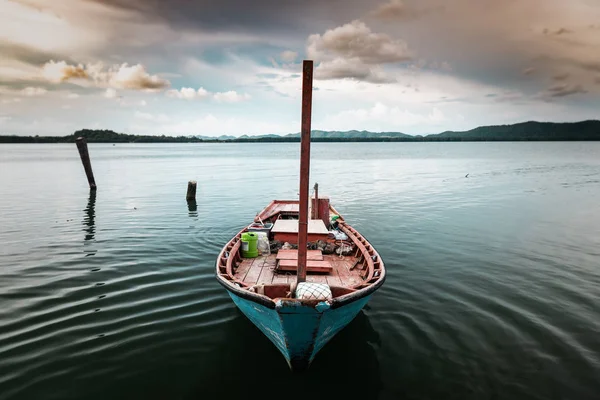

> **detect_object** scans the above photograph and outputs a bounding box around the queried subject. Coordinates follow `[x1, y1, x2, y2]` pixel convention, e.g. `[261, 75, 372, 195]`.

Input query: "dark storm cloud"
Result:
[87, 0, 371, 34]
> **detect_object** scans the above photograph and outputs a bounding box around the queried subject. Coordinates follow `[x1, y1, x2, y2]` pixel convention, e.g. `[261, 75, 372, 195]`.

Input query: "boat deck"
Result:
[234, 253, 365, 287]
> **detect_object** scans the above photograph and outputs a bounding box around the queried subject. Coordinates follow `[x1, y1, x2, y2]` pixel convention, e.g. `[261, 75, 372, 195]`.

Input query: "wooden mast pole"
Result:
[296, 60, 313, 285]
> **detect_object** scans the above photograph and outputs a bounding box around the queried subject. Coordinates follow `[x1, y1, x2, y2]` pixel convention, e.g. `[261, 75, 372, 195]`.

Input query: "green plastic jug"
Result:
[241, 232, 259, 258]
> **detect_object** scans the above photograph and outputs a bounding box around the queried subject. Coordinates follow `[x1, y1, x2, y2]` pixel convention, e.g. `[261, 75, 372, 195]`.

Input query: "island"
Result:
[1, 120, 599, 143]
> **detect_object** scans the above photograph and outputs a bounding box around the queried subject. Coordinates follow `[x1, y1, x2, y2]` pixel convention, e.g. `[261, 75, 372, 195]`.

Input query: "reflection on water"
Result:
[185, 310, 382, 400]
[187, 199, 197, 218]
[83, 190, 96, 256]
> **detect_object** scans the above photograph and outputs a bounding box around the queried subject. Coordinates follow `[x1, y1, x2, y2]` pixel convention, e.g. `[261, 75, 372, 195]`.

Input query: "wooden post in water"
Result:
[186, 180, 197, 201]
[75, 137, 97, 190]
[296, 60, 313, 286]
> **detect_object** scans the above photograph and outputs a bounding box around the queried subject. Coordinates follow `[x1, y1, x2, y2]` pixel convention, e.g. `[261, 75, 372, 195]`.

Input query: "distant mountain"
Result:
[1, 120, 599, 143]
[426, 120, 600, 141]
[281, 130, 413, 139]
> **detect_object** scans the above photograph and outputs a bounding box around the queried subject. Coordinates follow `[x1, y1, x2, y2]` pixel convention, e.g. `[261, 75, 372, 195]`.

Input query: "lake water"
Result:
[0, 142, 599, 400]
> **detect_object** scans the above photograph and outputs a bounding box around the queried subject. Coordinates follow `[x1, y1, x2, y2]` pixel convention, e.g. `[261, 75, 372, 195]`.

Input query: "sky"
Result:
[1, 0, 599, 136]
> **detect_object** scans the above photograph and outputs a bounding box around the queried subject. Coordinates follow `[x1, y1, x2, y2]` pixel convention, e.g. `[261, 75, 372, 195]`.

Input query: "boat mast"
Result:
[297, 60, 313, 285]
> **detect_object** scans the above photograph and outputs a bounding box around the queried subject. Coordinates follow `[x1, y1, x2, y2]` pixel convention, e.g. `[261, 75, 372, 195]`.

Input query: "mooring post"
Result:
[186, 180, 197, 201]
[75, 137, 97, 190]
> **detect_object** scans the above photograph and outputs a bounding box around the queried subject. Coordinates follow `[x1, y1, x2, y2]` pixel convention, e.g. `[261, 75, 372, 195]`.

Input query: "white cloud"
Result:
[42, 61, 88, 83]
[320, 102, 447, 131]
[41, 60, 170, 90]
[307, 20, 411, 64]
[166, 87, 210, 100]
[107, 63, 169, 90]
[21, 87, 47, 96]
[104, 88, 118, 98]
[213, 91, 251, 103]
[280, 50, 298, 63]
[130, 114, 296, 136]
[134, 111, 170, 123]
[306, 20, 411, 83]
[66, 92, 80, 99]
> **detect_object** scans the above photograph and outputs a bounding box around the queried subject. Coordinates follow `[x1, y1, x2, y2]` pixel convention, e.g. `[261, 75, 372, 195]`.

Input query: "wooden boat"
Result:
[215, 60, 386, 371]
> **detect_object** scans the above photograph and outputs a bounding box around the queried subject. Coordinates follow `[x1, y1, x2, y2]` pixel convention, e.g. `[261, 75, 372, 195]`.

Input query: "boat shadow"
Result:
[185, 309, 383, 400]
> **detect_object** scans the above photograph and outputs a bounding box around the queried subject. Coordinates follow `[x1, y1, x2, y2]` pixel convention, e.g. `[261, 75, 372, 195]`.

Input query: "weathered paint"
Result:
[228, 291, 372, 371]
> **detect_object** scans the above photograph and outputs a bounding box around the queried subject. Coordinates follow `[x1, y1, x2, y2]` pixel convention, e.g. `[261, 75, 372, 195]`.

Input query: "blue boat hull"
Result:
[228, 291, 372, 370]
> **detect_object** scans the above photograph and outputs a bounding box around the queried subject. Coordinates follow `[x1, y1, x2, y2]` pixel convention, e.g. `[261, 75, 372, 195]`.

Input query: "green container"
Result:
[241, 232, 259, 258]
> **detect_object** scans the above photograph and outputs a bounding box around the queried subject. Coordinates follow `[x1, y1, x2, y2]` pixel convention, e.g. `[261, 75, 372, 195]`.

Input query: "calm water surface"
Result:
[0, 142, 599, 400]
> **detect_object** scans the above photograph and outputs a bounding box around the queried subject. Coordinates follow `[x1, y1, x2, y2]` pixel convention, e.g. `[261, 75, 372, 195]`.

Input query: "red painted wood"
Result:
[317, 198, 330, 227]
[276, 249, 323, 261]
[297, 60, 313, 284]
[278, 259, 332, 273]
[273, 232, 329, 244]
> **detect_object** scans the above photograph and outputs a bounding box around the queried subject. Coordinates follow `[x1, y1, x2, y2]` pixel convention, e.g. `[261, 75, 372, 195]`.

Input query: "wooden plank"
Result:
[276, 249, 323, 261]
[272, 219, 329, 234]
[278, 259, 332, 273]
[326, 261, 343, 287]
[257, 264, 275, 285]
[244, 260, 263, 284]
[234, 259, 253, 281]
[307, 274, 328, 284]
[334, 259, 356, 287]
[272, 273, 289, 284]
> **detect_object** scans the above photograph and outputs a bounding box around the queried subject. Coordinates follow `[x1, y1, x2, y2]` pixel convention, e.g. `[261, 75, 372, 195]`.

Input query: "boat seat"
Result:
[276, 259, 332, 274]
[276, 249, 323, 261]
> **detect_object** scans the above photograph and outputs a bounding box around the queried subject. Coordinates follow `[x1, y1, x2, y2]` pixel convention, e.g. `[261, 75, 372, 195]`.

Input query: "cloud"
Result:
[369, 0, 429, 21]
[1, 98, 22, 104]
[307, 20, 411, 64]
[130, 113, 297, 136]
[165, 87, 250, 102]
[134, 111, 170, 123]
[543, 27, 573, 36]
[280, 50, 298, 63]
[315, 58, 394, 83]
[66, 92, 80, 99]
[41, 60, 170, 90]
[166, 87, 210, 100]
[42, 61, 88, 83]
[21, 87, 47, 96]
[107, 63, 169, 90]
[320, 102, 447, 131]
[306, 20, 411, 83]
[523, 67, 536, 76]
[545, 83, 587, 98]
[553, 73, 570, 81]
[104, 88, 118, 98]
[213, 91, 251, 103]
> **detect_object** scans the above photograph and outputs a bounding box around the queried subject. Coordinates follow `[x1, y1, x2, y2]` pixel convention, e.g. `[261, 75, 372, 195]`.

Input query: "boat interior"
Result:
[217, 198, 385, 301]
